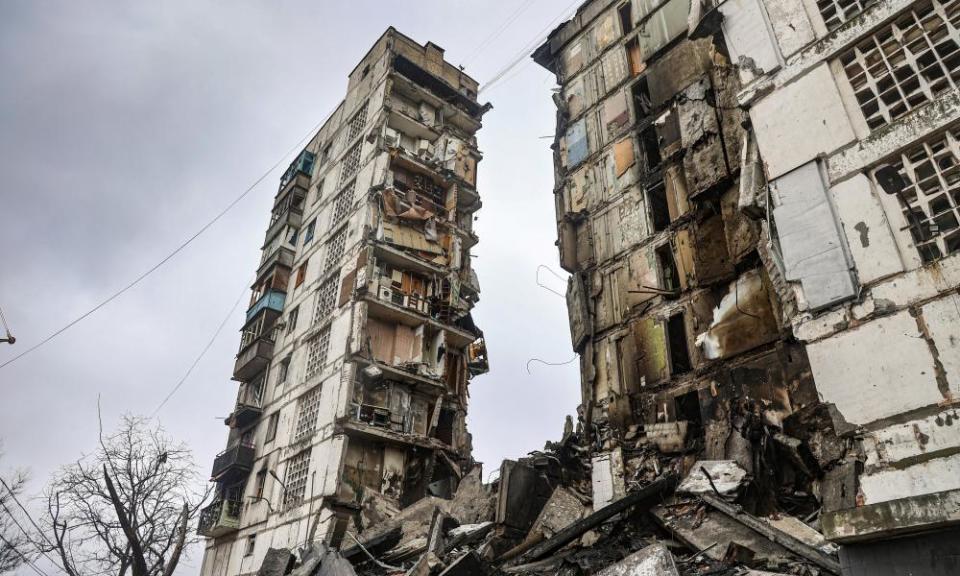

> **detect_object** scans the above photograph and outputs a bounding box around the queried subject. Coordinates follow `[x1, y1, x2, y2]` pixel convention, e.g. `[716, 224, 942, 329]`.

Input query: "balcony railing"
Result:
[210, 443, 255, 482]
[264, 202, 304, 245]
[278, 151, 315, 192]
[246, 290, 286, 323]
[233, 337, 274, 382]
[197, 499, 242, 538]
[257, 246, 295, 278]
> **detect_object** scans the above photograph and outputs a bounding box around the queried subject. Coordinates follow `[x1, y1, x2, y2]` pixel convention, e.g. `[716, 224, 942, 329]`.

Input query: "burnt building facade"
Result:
[199, 28, 489, 576]
[535, 0, 960, 574]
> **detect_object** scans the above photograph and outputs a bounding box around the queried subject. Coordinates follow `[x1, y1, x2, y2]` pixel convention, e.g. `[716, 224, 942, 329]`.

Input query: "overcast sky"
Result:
[0, 2, 581, 574]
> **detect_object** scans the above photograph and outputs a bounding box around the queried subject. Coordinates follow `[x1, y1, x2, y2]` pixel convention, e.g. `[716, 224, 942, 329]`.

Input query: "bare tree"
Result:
[43, 415, 207, 576]
[0, 452, 31, 575]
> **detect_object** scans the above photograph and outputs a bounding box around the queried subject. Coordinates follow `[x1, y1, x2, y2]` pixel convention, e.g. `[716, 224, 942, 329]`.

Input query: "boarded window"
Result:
[613, 138, 635, 177]
[295, 261, 307, 288]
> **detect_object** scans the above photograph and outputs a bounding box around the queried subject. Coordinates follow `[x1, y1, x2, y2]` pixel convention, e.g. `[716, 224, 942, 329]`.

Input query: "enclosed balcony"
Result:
[197, 499, 241, 538]
[210, 442, 255, 482]
[278, 150, 315, 193]
[246, 289, 285, 323]
[257, 246, 295, 279]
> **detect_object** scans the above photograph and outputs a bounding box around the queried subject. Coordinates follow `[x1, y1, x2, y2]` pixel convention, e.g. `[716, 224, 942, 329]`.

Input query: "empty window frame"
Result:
[294, 386, 322, 441]
[324, 227, 348, 272]
[873, 128, 960, 262]
[666, 312, 692, 375]
[305, 326, 332, 380]
[286, 306, 299, 335]
[283, 449, 312, 507]
[265, 412, 280, 443]
[619, 2, 634, 34]
[254, 469, 267, 499]
[331, 183, 355, 226]
[339, 143, 362, 187]
[639, 126, 661, 171]
[304, 219, 317, 244]
[655, 243, 680, 294]
[632, 77, 652, 118]
[347, 102, 369, 142]
[839, 1, 960, 130]
[244, 534, 256, 556]
[816, 0, 878, 32]
[312, 275, 339, 325]
[276, 357, 290, 387]
[648, 181, 671, 232]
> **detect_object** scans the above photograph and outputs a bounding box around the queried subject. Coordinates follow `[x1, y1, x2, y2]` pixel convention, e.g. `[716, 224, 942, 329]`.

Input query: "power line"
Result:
[0, 532, 50, 576]
[0, 111, 333, 373]
[463, 0, 540, 67]
[480, 0, 581, 94]
[150, 279, 251, 418]
[0, 492, 62, 576]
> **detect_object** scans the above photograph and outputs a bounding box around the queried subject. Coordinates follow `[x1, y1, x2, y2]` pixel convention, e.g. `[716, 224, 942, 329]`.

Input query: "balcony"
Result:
[210, 442, 255, 482]
[264, 203, 304, 245]
[197, 499, 241, 538]
[278, 151, 315, 193]
[225, 387, 263, 429]
[233, 337, 274, 382]
[246, 290, 286, 323]
[257, 246, 295, 279]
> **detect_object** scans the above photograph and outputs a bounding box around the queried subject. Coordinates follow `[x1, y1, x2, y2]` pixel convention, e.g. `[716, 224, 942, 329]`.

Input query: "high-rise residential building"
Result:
[534, 0, 960, 573]
[198, 28, 490, 576]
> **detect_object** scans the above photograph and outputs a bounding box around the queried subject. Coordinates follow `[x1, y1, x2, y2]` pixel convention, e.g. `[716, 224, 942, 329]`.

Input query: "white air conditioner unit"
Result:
[384, 128, 400, 148]
[417, 139, 433, 158]
[378, 286, 394, 302]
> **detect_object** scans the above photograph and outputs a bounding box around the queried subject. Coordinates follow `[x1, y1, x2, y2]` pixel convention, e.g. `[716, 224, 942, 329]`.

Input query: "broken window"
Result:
[265, 412, 279, 443]
[655, 243, 680, 294]
[286, 306, 299, 335]
[873, 128, 960, 262]
[840, 0, 960, 130]
[648, 181, 671, 232]
[312, 274, 339, 325]
[619, 2, 634, 34]
[816, 0, 878, 32]
[295, 260, 307, 288]
[254, 468, 267, 499]
[294, 386, 322, 441]
[305, 327, 331, 380]
[303, 218, 316, 244]
[666, 312, 692, 375]
[283, 449, 311, 507]
[436, 409, 456, 445]
[347, 101, 369, 142]
[674, 389, 703, 429]
[632, 77, 652, 118]
[639, 126, 661, 171]
[339, 142, 362, 187]
[324, 227, 348, 273]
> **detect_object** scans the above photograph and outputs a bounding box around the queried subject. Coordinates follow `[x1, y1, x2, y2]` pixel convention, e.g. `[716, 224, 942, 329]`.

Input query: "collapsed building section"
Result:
[524, 0, 960, 575]
[199, 28, 490, 576]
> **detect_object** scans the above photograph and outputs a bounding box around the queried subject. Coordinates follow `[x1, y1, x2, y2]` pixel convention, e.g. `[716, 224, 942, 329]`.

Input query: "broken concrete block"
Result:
[644, 422, 689, 453]
[678, 460, 748, 497]
[257, 548, 294, 576]
[594, 542, 679, 576]
[527, 486, 587, 541]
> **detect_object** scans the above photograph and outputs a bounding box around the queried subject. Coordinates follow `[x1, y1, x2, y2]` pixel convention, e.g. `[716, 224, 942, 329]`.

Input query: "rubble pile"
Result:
[265, 413, 847, 576]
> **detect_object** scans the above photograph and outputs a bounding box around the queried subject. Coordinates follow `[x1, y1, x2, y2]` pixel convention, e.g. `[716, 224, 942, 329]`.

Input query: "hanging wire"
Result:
[535, 264, 567, 298]
[526, 354, 578, 374]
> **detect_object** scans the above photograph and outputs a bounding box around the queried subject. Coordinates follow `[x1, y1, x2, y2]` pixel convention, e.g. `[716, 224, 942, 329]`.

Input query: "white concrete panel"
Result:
[921, 294, 960, 397]
[862, 409, 960, 469]
[719, 0, 780, 84]
[764, 0, 816, 58]
[831, 174, 905, 285]
[751, 63, 856, 179]
[806, 311, 942, 425]
[770, 161, 856, 309]
[860, 452, 960, 505]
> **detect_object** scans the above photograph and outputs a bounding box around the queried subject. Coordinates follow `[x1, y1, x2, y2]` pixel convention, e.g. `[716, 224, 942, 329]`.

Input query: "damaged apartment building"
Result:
[198, 28, 490, 576]
[533, 0, 960, 574]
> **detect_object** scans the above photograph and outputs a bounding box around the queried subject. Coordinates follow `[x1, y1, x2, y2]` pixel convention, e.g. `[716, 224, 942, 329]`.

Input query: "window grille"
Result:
[873, 127, 960, 262]
[816, 0, 878, 31]
[840, 0, 960, 130]
[294, 385, 322, 441]
[312, 275, 339, 325]
[339, 143, 362, 187]
[282, 449, 311, 507]
[347, 102, 369, 142]
[332, 183, 355, 226]
[305, 327, 331, 380]
[324, 227, 348, 272]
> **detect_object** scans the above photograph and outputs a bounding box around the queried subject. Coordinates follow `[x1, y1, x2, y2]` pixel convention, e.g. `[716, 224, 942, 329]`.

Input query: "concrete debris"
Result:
[678, 461, 748, 498]
[594, 542, 679, 576]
